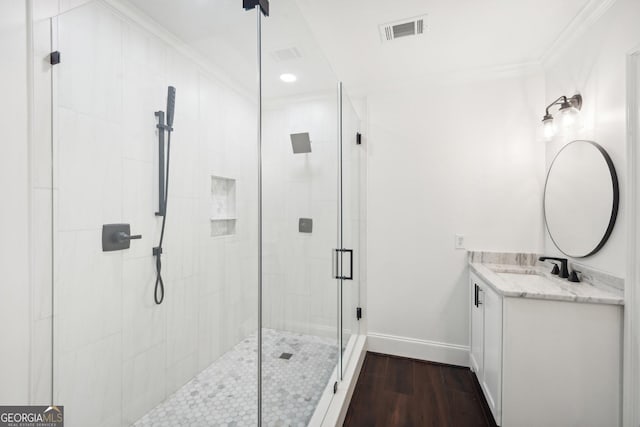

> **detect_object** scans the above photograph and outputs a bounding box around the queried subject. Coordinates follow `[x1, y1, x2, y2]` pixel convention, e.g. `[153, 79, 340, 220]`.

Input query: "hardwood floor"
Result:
[343, 352, 498, 427]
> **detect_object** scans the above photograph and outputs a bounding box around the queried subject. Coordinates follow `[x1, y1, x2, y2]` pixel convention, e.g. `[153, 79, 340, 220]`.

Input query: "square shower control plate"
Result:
[102, 224, 132, 252]
[290, 132, 311, 154]
[299, 218, 313, 233]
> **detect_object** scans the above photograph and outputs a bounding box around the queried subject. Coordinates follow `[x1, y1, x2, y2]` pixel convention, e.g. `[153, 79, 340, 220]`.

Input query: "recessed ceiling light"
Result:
[280, 73, 297, 83]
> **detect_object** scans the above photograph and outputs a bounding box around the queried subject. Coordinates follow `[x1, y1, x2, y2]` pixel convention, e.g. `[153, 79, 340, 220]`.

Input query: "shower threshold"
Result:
[133, 328, 337, 427]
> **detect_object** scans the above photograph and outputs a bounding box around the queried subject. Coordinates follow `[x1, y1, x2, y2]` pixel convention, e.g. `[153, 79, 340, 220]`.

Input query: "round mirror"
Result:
[544, 140, 619, 258]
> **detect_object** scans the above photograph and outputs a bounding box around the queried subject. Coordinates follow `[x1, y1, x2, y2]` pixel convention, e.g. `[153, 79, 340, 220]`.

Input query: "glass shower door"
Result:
[260, 0, 341, 423]
[51, 1, 259, 425]
[339, 86, 362, 377]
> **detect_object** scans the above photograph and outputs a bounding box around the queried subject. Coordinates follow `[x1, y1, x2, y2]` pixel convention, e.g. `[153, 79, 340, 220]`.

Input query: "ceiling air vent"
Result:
[379, 15, 427, 43]
[271, 47, 302, 62]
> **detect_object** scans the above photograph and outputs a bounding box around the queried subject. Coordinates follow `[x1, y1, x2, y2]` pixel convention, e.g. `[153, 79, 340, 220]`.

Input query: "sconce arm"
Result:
[545, 96, 568, 116]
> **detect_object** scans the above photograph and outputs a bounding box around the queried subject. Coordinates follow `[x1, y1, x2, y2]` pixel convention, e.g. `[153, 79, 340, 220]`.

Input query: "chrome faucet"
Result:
[539, 256, 569, 279]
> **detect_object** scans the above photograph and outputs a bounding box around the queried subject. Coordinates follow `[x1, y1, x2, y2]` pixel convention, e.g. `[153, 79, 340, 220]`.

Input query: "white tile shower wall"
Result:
[262, 97, 339, 338]
[366, 74, 545, 363]
[49, 2, 258, 426]
[542, 0, 640, 278]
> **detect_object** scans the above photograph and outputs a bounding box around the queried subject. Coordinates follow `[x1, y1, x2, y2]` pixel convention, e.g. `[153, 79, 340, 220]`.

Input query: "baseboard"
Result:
[367, 332, 469, 367]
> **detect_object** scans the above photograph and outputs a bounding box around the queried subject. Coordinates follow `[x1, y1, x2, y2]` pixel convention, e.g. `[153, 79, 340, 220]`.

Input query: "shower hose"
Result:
[154, 130, 171, 305]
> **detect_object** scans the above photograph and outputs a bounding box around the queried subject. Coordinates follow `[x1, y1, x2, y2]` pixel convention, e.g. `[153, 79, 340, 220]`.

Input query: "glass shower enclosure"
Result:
[41, 0, 363, 425]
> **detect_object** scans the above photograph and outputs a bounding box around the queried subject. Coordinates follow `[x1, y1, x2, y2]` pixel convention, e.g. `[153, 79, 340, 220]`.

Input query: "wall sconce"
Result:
[542, 94, 583, 140]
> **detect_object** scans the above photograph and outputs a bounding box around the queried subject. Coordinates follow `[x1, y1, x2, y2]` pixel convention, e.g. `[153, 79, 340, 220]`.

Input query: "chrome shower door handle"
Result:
[333, 248, 354, 280]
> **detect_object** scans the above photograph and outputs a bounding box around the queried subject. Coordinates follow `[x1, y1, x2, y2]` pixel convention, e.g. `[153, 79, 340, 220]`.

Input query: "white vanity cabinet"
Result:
[469, 270, 623, 427]
[470, 272, 503, 424]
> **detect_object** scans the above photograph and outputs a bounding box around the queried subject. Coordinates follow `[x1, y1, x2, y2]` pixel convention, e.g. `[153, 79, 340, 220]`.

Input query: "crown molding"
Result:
[347, 60, 543, 98]
[540, 0, 617, 68]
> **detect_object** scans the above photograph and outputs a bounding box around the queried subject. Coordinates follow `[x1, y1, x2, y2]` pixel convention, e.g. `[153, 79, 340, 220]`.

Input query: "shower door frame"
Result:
[255, 5, 263, 424]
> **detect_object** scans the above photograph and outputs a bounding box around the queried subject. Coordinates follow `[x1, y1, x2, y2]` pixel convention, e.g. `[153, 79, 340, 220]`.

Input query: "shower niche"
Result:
[210, 175, 237, 237]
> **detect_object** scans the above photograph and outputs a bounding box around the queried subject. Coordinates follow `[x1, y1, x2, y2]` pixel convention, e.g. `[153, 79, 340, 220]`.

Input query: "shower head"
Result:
[166, 86, 176, 129]
[290, 132, 311, 154]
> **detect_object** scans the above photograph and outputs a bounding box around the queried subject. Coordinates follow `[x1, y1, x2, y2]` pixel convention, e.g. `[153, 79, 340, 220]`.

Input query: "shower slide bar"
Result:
[155, 110, 167, 217]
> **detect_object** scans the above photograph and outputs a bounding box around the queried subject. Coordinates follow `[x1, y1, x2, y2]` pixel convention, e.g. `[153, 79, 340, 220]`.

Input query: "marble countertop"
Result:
[469, 262, 624, 306]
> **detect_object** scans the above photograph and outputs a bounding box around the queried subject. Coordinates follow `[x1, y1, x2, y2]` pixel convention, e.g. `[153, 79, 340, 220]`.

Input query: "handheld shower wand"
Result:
[166, 86, 176, 129]
[153, 86, 176, 305]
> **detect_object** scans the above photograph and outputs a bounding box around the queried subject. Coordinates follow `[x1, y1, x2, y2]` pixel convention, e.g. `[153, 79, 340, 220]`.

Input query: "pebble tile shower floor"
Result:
[133, 329, 337, 427]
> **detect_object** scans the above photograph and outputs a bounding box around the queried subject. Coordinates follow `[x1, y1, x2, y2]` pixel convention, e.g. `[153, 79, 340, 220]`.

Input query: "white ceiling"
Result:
[294, 0, 598, 93]
[126, 0, 603, 98]
[127, 0, 339, 99]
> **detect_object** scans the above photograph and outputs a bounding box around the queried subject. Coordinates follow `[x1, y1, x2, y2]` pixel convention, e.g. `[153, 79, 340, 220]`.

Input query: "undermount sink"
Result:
[486, 266, 561, 288]
[492, 269, 569, 294]
[496, 272, 556, 284]
[487, 266, 541, 276]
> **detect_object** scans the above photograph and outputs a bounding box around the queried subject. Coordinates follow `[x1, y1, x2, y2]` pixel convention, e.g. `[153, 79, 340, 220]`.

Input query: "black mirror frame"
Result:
[543, 140, 620, 258]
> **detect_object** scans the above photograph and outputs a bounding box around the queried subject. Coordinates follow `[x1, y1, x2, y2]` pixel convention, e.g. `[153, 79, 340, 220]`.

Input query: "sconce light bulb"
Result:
[560, 106, 581, 132]
[542, 113, 555, 141]
[543, 119, 556, 140]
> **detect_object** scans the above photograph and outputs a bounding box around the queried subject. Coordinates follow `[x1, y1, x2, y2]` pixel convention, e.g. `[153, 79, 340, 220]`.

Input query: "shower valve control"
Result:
[102, 224, 142, 252]
[115, 231, 142, 242]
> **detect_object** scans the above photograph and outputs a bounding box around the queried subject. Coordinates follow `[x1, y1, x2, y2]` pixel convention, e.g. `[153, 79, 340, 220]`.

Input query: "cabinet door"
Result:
[469, 273, 484, 376]
[481, 284, 503, 425]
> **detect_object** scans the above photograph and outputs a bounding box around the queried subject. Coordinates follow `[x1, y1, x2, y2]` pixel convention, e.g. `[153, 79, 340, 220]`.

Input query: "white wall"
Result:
[628, 47, 640, 427]
[0, 0, 30, 405]
[542, 0, 640, 278]
[365, 73, 545, 362]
